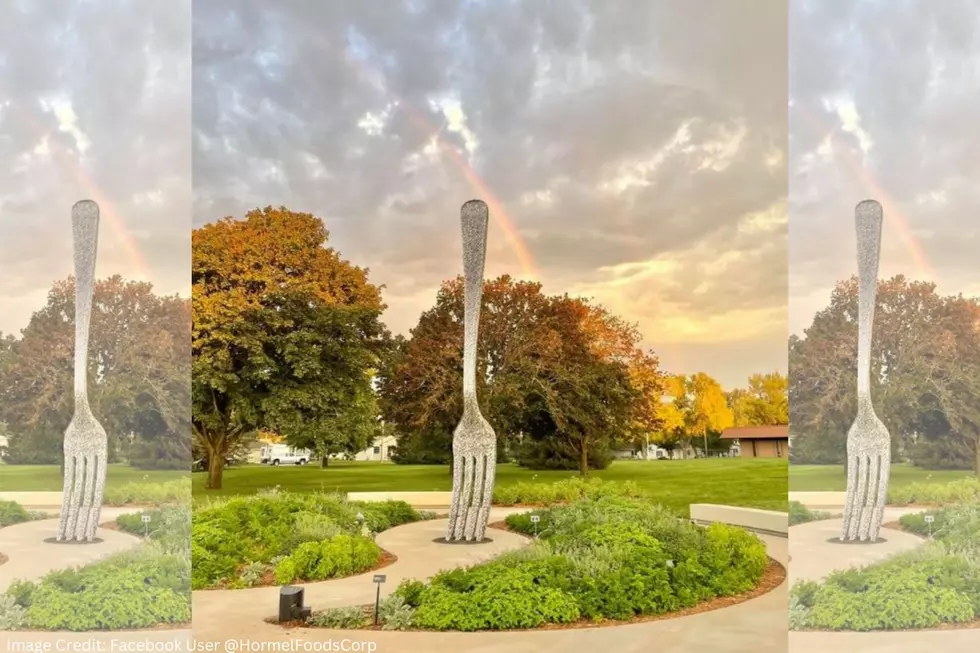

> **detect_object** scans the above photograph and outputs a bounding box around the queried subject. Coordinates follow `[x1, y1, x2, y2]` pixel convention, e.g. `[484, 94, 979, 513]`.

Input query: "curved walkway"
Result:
[0, 512, 143, 592]
[1, 508, 192, 646]
[789, 507, 980, 653]
[192, 508, 788, 652]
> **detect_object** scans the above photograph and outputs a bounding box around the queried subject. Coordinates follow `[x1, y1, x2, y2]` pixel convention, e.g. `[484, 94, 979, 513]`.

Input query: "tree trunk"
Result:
[975, 439, 980, 477]
[321, 455, 329, 468]
[579, 441, 589, 476]
[206, 454, 224, 490]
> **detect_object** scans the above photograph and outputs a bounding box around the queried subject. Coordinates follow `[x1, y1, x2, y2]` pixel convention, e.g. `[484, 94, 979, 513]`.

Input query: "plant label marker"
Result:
[141, 514, 151, 538]
[924, 514, 934, 538]
[373, 575, 386, 625]
[530, 514, 540, 537]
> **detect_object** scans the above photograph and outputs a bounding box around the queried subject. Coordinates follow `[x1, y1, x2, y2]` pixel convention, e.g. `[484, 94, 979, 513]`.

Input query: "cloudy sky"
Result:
[790, 0, 980, 335]
[0, 1, 191, 336]
[193, 0, 787, 389]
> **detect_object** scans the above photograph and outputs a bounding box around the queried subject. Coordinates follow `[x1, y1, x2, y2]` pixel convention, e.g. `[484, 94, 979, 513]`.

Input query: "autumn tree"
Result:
[729, 372, 788, 427]
[192, 207, 385, 488]
[377, 276, 647, 474]
[0, 277, 190, 468]
[790, 275, 980, 474]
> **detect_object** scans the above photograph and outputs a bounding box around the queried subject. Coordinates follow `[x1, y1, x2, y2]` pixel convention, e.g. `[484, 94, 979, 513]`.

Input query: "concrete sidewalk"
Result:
[0, 514, 143, 591]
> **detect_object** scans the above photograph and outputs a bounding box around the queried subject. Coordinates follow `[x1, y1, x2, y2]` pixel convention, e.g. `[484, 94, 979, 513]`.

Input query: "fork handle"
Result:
[72, 200, 100, 408]
[460, 200, 489, 409]
[855, 199, 882, 400]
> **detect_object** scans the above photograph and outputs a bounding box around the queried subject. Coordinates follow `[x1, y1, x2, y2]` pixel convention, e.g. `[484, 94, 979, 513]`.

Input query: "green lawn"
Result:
[189, 459, 788, 512]
[789, 463, 975, 491]
[0, 464, 185, 492]
[0, 459, 788, 513]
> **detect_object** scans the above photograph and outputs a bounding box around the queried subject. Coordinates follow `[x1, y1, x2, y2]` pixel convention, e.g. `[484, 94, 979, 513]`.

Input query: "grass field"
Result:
[0, 459, 788, 512]
[789, 463, 975, 491]
[189, 459, 789, 512]
[0, 464, 184, 491]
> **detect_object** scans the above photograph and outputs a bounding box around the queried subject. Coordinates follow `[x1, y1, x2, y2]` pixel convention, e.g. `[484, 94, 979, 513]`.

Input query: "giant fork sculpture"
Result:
[840, 199, 890, 542]
[57, 200, 108, 542]
[445, 200, 497, 542]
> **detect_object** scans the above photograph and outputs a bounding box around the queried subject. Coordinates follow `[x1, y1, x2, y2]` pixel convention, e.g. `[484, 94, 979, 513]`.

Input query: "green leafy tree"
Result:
[192, 207, 385, 488]
[0, 277, 189, 468]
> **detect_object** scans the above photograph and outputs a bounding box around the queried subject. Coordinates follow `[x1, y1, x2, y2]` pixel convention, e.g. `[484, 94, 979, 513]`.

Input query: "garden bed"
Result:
[291, 496, 779, 632]
[790, 502, 980, 632]
[191, 491, 432, 590]
[0, 504, 191, 632]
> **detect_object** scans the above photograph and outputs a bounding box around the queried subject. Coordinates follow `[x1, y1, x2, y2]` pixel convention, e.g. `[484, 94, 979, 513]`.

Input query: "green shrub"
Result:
[492, 477, 645, 506]
[273, 535, 380, 584]
[406, 496, 769, 631]
[888, 477, 980, 507]
[5, 580, 36, 608]
[0, 594, 26, 630]
[393, 579, 426, 608]
[191, 492, 422, 588]
[307, 606, 368, 628]
[412, 565, 581, 631]
[379, 594, 415, 630]
[799, 546, 980, 631]
[104, 480, 190, 506]
[11, 545, 190, 631]
[0, 500, 33, 527]
[788, 501, 834, 525]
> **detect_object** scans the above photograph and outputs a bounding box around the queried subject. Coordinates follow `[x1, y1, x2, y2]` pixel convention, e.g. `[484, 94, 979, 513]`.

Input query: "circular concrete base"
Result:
[789, 516, 923, 586]
[432, 536, 493, 545]
[43, 537, 105, 545]
[826, 536, 887, 545]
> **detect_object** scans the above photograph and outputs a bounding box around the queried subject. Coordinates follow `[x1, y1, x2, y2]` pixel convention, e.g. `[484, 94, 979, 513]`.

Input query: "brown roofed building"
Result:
[720, 425, 788, 459]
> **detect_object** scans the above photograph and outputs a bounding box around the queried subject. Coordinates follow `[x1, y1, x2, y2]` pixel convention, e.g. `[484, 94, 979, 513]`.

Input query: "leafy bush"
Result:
[792, 545, 980, 631]
[307, 606, 368, 629]
[788, 501, 834, 526]
[192, 492, 422, 589]
[379, 594, 415, 630]
[0, 500, 36, 527]
[0, 594, 26, 630]
[493, 477, 645, 506]
[273, 535, 380, 584]
[899, 504, 980, 555]
[404, 496, 769, 631]
[5, 543, 190, 631]
[116, 505, 191, 555]
[393, 579, 426, 607]
[104, 480, 191, 506]
[888, 477, 980, 507]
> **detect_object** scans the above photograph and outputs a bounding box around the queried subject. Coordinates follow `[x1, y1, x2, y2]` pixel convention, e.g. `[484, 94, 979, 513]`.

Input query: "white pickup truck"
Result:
[260, 444, 312, 466]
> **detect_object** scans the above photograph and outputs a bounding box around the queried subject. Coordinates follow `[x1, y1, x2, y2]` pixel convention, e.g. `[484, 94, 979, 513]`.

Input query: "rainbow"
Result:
[3, 91, 148, 279]
[794, 102, 932, 279]
[342, 52, 539, 279]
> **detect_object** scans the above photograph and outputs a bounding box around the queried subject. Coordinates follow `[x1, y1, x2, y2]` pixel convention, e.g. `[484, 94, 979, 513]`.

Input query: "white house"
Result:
[346, 434, 398, 462]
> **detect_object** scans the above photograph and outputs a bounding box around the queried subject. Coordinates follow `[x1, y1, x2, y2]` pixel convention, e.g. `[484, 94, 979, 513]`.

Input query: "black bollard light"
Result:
[279, 585, 311, 622]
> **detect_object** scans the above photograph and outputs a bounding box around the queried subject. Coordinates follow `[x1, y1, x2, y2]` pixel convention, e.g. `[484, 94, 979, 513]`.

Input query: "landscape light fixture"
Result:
[278, 586, 311, 622]
[373, 574, 386, 625]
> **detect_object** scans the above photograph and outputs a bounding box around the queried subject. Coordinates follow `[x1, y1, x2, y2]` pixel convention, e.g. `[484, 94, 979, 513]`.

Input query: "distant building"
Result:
[347, 434, 398, 462]
[721, 425, 788, 459]
[0, 434, 7, 459]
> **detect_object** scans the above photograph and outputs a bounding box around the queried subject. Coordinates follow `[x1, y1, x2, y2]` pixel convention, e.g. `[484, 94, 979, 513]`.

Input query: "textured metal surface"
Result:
[445, 200, 497, 542]
[57, 200, 108, 542]
[840, 199, 891, 542]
